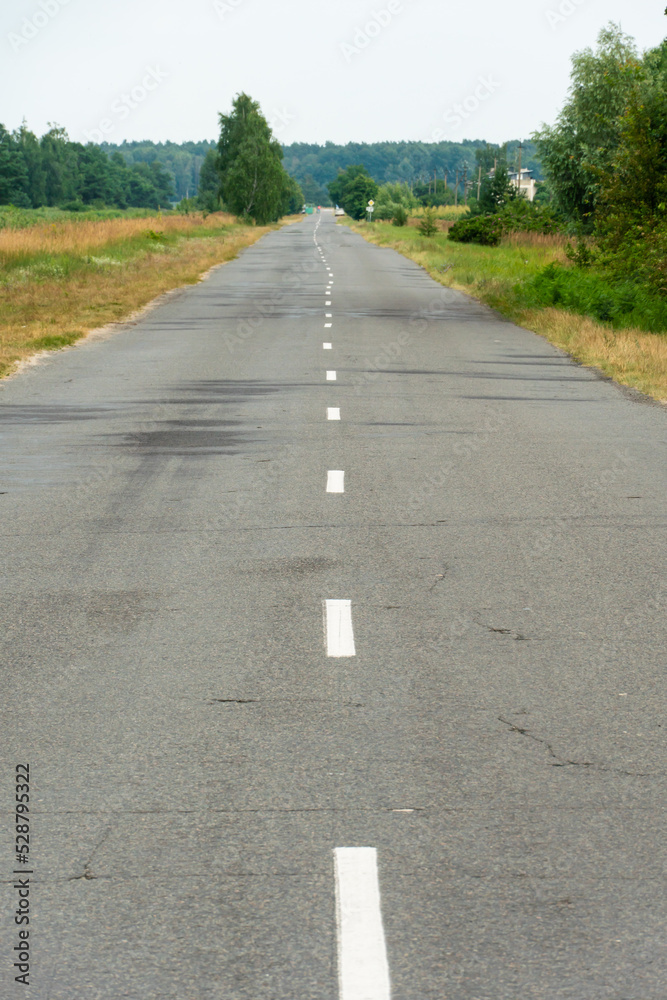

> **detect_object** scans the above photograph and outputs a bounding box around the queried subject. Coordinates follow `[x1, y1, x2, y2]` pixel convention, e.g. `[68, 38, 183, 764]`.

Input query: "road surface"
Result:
[1, 211, 666, 999]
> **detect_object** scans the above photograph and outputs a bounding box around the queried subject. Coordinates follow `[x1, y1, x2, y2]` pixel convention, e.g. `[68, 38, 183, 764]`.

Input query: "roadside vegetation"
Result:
[346, 23, 667, 403]
[346, 218, 667, 401]
[0, 94, 302, 377]
[0, 211, 282, 378]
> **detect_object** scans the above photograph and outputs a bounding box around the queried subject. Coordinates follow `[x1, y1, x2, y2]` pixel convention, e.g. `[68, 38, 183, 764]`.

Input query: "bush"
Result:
[60, 200, 86, 213]
[521, 262, 667, 331]
[565, 237, 597, 268]
[417, 208, 438, 237]
[392, 206, 408, 227]
[448, 214, 503, 246]
[498, 199, 564, 234]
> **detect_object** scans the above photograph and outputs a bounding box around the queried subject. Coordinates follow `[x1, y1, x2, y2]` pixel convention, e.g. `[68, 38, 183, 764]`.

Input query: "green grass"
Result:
[0, 205, 173, 231]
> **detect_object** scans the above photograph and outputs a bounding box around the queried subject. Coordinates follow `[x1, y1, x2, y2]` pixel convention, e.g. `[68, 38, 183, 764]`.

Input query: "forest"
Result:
[0, 125, 539, 211]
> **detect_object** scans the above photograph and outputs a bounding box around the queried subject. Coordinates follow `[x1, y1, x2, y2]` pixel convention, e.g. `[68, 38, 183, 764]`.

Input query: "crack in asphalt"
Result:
[67, 825, 113, 882]
[498, 717, 656, 776]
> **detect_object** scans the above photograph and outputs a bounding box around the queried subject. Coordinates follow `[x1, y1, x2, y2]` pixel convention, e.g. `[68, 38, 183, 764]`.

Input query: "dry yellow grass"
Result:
[501, 231, 571, 257]
[0, 212, 237, 262]
[520, 307, 667, 402]
[0, 216, 276, 377]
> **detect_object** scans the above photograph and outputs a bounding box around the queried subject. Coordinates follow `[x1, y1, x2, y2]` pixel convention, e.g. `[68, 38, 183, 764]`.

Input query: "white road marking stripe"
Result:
[327, 471, 345, 493]
[334, 847, 390, 999]
[326, 313, 333, 317]
[326, 300, 332, 305]
[325, 323, 332, 328]
[326, 371, 337, 380]
[323, 342, 332, 349]
[327, 407, 341, 420]
[325, 601, 355, 656]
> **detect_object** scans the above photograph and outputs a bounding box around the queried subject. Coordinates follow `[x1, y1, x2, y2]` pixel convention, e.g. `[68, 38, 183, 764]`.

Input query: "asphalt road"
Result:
[1, 210, 666, 1000]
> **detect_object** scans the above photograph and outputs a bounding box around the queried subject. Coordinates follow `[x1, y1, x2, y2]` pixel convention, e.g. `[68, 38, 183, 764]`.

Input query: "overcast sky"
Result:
[1, 1, 665, 147]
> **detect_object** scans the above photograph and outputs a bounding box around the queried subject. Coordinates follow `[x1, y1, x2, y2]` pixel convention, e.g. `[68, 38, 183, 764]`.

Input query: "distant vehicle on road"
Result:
[334, 206, 345, 217]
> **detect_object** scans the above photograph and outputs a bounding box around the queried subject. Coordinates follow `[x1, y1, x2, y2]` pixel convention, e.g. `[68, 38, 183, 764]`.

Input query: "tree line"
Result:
[284, 138, 541, 206]
[0, 124, 175, 210]
[100, 140, 215, 202]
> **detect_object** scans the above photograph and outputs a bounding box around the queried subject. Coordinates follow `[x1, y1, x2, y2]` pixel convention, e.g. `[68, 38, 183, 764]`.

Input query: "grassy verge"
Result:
[0, 205, 167, 231]
[346, 219, 667, 403]
[0, 211, 289, 378]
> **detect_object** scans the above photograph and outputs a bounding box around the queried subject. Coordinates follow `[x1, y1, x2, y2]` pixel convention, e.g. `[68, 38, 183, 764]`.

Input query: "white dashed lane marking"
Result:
[327, 408, 341, 420]
[323, 343, 332, 350]
[326, 371, 336, 380]
[327, 471, 345, 493]
[334, 847, 390, 999]
[324, 601, 355, 656]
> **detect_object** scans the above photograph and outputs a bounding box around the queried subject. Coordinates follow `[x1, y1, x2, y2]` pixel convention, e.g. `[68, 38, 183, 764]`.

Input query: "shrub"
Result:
[392, 206, 408, 227]
[417, 208, 438, 237]
[565, 237, 597, 268]
[498, 199, 564, 234]
[448, 214, 503, 246]
[522, 262, 667, 331]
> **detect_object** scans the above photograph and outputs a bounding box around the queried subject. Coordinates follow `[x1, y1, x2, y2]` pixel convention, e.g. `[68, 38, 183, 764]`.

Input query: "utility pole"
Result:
[463, 164, 468, 207]
[517, 139, 523, 198]
[454, 169, 458, 207]
[477, 165, 482, 201]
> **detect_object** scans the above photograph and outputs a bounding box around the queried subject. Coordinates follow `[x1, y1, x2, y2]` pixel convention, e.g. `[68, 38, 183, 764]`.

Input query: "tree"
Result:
[594, 86, 667, 292]
[16, 123, 46, 207]
[197, 149, 221, 211]
[417, 208, 438, 237]
[328, 164, 378, 220]
[40, 126, 80, 206]
[476, 163, 517, 214]
[533, 22, 642, 225]
[0, 125, 30, 205]
[281, 173, 304, 215]
[217, 93, 290, 224]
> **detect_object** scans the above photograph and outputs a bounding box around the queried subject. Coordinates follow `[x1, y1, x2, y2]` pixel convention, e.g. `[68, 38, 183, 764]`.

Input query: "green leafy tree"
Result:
[197, 148, 221, 211]
[16, 123, 46, 206]
[40, 126, 80, 205]
[328, 164, 377, 220]
[476, 164, 517, 214]
[533, 23, 642, 225]
[217, 93, 290, 224]
[0, 125, 30, 205]
[594, 86, 667, 292]
[281, 173, 305, 215]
